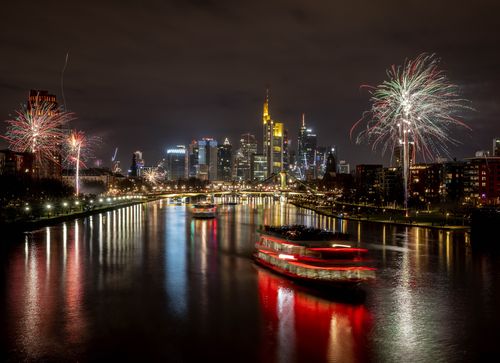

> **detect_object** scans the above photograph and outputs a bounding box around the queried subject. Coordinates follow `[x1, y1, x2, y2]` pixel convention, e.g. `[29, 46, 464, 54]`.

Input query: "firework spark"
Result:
[3, 100, 75, 164]
[351, 53, 472, 208]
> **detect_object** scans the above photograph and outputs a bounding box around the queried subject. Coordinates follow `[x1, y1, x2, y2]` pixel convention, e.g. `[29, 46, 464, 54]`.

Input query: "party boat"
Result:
[254, 225, 376, 286]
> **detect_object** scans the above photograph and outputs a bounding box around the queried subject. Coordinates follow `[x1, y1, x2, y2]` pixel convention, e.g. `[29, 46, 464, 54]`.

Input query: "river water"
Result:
[2, 198, 499, 362]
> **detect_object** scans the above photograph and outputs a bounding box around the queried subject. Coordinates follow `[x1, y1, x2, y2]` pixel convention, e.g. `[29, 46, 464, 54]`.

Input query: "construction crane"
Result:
[111, 147, 118, 162]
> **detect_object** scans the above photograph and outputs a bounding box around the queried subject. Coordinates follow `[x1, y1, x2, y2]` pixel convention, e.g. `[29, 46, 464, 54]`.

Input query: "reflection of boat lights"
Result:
[331, 243, 351, 248]
[278, 253, 296, 260]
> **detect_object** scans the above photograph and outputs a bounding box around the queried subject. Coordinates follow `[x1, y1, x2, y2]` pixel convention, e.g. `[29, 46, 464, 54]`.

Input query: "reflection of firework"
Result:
[352, 53, 471, 157]
[3, 101, 75, 164]
[351, 53, 471, 208]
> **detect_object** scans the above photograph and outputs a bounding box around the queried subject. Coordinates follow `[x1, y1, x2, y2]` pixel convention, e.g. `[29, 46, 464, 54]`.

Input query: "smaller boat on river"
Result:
[254, 225, 376, 287]
[191, 201, 217, 218]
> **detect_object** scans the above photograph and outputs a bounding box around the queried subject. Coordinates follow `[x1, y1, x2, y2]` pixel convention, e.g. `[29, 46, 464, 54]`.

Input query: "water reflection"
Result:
[258, 268, 371, 363]
[165, 206, 188, 318]
[3, 199, 499, 362]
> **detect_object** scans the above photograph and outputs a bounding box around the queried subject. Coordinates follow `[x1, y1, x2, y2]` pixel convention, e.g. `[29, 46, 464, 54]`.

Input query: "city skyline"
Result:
[1, 0, 499, 167]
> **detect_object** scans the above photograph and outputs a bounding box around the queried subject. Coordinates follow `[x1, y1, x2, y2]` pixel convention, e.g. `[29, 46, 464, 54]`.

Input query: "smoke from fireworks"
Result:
[351, 53, 472, 160]
[3, 101, 75, 163]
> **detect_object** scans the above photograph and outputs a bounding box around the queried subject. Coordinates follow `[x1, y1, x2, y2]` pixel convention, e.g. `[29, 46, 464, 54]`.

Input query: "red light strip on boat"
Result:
[259, 235, 301, 246]
[257, 249, 375, 271]
[308, 247, 368, 253]
[288, 260, 376, 271]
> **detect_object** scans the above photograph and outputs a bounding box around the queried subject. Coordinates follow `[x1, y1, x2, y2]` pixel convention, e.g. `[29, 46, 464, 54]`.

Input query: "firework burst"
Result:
[351, 53, 471, 157]
[3, 101, 75, 165]
[144, 168, 163, 185]
[351, 53, 472, 208]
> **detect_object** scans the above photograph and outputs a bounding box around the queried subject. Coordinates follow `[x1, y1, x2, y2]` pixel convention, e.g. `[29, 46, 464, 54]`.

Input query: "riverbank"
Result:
[2, 196, 161, 234]
[290, 201, 471, 232]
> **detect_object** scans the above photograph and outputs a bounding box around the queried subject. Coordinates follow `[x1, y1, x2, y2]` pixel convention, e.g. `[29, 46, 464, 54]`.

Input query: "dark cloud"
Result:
[1, 0, 499, 166]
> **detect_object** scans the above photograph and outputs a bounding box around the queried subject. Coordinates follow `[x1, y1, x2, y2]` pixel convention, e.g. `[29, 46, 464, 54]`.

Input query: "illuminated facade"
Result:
[217, 138, 232, 181]
[464, 156, 500, 205]
[493, 137, 500, 157]
[166, 145, 188, 180]
[356, 164, 383, 201]
[297, 114, 317, 180]
[188, 140, 199, 178]
[28, 89, 62, 179]
[250, 153, 267, 181]
[409, 163, 442, 204]
[235, 133, 257, 181]
[262, 89, 286, 177]
[197, 138, 218, 181]
[0, 149, 34, 176]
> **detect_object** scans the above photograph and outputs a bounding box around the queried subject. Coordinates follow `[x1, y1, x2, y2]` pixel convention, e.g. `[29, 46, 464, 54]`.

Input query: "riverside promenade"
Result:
[1, 195, 157, 234]
[290, 200, 471, 232]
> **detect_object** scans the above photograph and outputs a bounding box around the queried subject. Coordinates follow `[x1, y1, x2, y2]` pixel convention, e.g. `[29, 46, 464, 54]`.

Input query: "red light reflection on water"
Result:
[257, 268, 372, 363]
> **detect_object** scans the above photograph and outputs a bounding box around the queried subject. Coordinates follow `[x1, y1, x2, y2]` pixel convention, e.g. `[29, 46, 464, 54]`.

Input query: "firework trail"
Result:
[65, 130, 101, 196]
[351, 53, 472, 208]
[61, 51, 70, 110]
[3, 100, 75, 165]
[64, 130, 100, 169]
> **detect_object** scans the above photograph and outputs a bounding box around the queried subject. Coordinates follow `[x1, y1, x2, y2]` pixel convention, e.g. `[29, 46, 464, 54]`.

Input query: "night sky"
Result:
[1, 0, 499, 168]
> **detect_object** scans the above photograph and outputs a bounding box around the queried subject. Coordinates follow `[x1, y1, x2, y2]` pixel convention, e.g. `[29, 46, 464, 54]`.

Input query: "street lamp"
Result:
[46, 203, 52, 217]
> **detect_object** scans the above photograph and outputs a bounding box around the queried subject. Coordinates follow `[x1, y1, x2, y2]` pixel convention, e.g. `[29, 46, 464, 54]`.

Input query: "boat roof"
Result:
[258, 225, 349, 245]
[193, 203, 216, 207]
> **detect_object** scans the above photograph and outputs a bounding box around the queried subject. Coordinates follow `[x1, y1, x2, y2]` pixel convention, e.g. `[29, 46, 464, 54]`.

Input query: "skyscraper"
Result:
[235, 133, 257, 181]
[166, 145, 187, 180]
[297, 114, 317, 180]
[198, 138, 218, 181]
[188, 140, 199, 178]
[217, 138, 232, 181]
[262, 89, 286, 177]
[134, 150, 144, 176]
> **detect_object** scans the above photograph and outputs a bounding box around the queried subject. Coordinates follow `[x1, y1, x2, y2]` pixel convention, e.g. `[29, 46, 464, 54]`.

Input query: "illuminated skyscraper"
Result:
[262, 89, 286, 177]
[251, 153, 267, 181]
[188, 140, 199, 178]
[235, 133, 257, 181]
[197, 138, 218, 181]
[166, 145, 187, 180]
[217, 138, 232, 181]
[297, 114, 317, 180]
